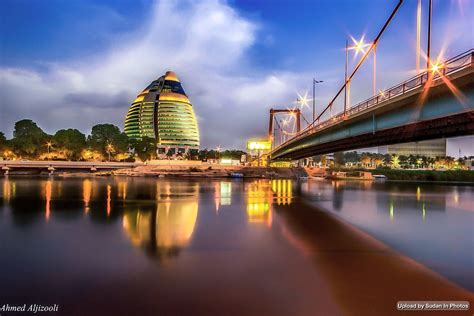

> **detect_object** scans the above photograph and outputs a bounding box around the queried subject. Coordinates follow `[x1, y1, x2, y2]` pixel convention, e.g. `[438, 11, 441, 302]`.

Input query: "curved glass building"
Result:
[124, 71, 199, 156]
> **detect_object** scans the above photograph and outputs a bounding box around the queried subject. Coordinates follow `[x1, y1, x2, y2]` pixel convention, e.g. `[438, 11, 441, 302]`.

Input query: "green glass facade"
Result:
[124, 71, 200, 152]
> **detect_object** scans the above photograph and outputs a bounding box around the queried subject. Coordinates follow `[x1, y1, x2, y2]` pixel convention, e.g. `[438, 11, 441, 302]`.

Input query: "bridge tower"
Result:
[268, 108, 301, 147]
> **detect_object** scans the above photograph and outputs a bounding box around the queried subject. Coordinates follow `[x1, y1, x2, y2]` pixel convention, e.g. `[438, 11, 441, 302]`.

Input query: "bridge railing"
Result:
[273, 49, 473, 154]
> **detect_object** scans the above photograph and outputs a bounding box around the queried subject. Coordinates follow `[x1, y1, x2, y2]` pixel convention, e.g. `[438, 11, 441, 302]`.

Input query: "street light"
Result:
[215, 146, 221, 162]
[46, 141, 52, 160]
[106, 143, 114, 162]
[312, 78, 323, 123]
[349, 35, 376, 95]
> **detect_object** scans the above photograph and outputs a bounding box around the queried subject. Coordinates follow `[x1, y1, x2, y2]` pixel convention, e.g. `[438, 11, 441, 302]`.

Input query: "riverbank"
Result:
[306, 167, 474, 183]
[369, 169, 474, 182]
[1, 160, 308, 178]
[111, 165, 307, 179]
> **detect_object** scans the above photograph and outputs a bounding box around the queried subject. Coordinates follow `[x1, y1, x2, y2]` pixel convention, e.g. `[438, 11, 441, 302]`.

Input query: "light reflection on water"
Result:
[0, 176, 472, 315]
[300, 179, 474, 291]
[0, 177, 294, 262]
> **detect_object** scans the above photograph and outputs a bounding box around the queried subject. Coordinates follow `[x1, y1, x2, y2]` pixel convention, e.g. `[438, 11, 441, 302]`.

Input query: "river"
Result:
[0, 177, 472, 315]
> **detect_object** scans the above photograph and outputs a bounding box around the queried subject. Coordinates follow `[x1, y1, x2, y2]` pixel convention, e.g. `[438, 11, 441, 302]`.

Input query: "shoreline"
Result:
[2, 172, 474, 184]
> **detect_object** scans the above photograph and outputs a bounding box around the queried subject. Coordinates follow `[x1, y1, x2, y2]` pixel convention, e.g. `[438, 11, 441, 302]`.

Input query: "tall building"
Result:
[124, 71, 200, 157]
[387, 139, 447, 158]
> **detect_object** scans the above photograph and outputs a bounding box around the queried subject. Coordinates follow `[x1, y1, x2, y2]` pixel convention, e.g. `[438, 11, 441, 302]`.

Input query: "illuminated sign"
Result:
[247, 140, 271, 150]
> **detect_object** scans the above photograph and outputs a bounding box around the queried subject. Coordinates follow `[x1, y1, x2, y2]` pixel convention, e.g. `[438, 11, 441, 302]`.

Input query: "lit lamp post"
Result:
[346, 35, 373, 112]
[312, 78, 323, 123]
[216, 146, 221, 163]
[106, 143, 114, 162]
[46, 141, 52, 160]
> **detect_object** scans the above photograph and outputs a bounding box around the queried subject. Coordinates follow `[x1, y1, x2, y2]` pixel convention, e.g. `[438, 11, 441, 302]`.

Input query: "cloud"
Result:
[1, 0, 311, 148]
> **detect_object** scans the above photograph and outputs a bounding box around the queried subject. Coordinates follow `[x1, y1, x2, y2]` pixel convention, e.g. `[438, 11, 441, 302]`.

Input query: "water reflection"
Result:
[214, 181, 232, 212]
[1, 176, 472, 315]
[44, 180, 52, 221]
[246, 180, 272, 225]
[245, 179, 294, 225]
[3, 177, 13, 203]
[299, 179, 474, 291]
[121, 181, 200, 261]
[83, 179, 91, 213]
[106, 185, 112, 217]
[122, 201, 198, 261]
[271, 179, 293, 205]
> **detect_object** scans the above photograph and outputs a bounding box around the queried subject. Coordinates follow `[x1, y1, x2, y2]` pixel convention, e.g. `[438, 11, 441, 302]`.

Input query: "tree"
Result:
[334, 151, 345, 166]
[131, 137, 156, 162]
[198, 149, 209, 160]
[390, 155, 400, 168]
[408, 155, 418, 168]
[445, 156, 455, 169]
[0, 132, 6, 150]
[11, 119, 49, 158]
[343, 151, 359, 164]
[399, 155, 409, 168]
[320, 155, 327, 166]
[53, 129, 86, 160]
[361, 154, 371, 167]
[88, 124, 129, 157]
[373, 154, 384, 167]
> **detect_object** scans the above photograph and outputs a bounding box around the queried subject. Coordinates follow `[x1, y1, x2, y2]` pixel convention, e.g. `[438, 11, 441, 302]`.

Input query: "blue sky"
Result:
[0, 0, 472, 154]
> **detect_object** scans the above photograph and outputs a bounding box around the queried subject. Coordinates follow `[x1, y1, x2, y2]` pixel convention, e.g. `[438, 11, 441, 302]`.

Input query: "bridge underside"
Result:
[273, 111, 474, 160]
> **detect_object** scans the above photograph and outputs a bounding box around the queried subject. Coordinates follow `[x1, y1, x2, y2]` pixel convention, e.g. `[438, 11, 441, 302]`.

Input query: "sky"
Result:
[0, 0, 472, 155]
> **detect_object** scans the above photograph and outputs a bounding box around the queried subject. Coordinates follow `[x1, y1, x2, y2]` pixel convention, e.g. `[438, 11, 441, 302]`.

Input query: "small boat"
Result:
[229, 172, 244, 178]
[372, 174, 388, 180]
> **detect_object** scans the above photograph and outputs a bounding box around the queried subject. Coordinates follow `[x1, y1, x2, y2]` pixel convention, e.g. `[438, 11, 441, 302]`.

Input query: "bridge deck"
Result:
[272, 50, 474, 160]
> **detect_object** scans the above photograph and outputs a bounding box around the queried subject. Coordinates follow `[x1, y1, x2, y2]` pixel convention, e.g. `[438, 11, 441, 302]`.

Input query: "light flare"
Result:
[296, 91, 312, 109]
[349, 35, 371, 57]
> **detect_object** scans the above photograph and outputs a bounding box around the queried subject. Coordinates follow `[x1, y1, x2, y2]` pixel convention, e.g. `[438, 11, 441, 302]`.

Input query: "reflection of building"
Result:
[124, 71, 200, 158]
[387, 139, 446, 158]
[122, 182, 199, 261]
[122, 201, 198, 260]
[214, 181, 232, 211]
[246, 180, 273, 225]
[246, 140, 271, 166]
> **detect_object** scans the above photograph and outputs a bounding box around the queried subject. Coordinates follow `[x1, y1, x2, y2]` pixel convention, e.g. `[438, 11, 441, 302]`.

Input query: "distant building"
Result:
[387, 139, 446, 158]
[124, 71, 200, 158]
[464, 159, 474, 171]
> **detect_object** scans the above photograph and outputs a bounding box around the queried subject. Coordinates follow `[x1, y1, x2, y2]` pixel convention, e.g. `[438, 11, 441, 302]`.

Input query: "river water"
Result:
[0, 177, 472, 315]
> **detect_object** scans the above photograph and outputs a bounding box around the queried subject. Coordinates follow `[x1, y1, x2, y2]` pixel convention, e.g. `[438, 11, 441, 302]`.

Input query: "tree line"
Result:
[0, 119, 246, 162]
[313, 151, 470, 170]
